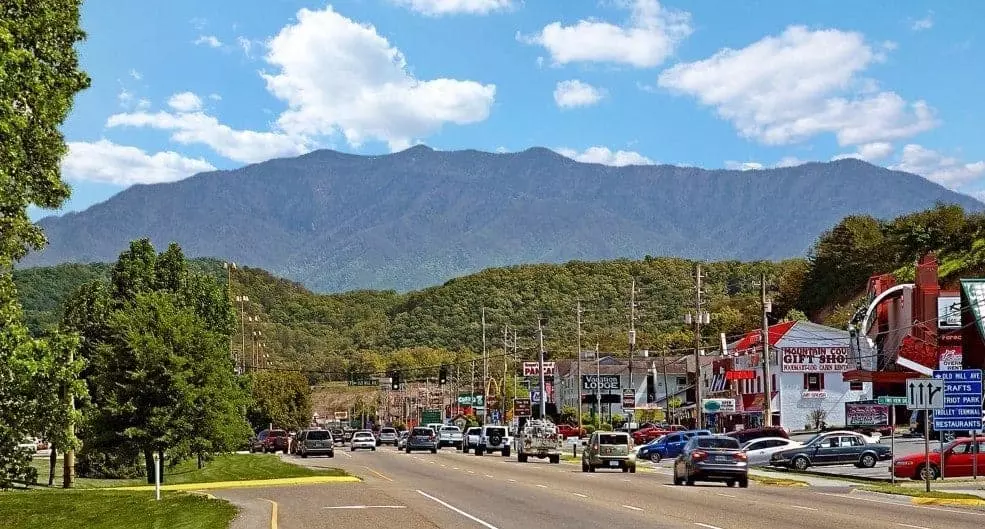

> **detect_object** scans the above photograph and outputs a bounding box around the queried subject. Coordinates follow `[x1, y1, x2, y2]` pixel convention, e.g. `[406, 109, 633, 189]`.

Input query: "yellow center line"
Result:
[260, 498, 278, 529]
[363, 465, 394, 482]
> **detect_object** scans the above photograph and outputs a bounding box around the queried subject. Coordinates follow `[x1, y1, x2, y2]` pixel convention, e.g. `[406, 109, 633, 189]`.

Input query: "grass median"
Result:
[861, 484, 984, 501]
[0, 489, 236, 529]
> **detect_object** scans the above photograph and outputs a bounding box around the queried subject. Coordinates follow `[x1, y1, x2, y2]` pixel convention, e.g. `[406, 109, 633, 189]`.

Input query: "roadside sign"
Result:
[878, 396, 908, 406]
[702, 398, 736, 414]
[622, 389, 635, 409]
[523, 362, 555, 377]
[933, 369, 984, 431]
[906, 378, 945, 410]
[582, 374, 621, 391]
[514, 398, 531, 417]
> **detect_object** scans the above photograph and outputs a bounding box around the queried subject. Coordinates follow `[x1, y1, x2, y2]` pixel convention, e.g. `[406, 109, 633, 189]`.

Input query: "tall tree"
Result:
[247, 371, 312, 432]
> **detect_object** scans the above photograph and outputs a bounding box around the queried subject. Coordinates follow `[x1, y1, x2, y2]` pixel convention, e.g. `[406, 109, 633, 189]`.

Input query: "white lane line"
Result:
[484, 474, 494, 478]
[452, 467, 459, 470]
[791, 505, 818, 512]
[573, 493, 588, 498]
[536, 484, 548, 489]
[467, 470, 476, 474]
[507, 479, 517, 483]
[897, 524, 932, 529]
[694, 524, 723, 529]
[817, 492, 985, 517]
[441, 464, 447, 468]
[416, 490, 499, 529]
[715, 493, 736, 498]
[322, 506, 406, 510]
[429, 461, 436, 464]
[340, 452, 352, 459]
[622, 505, 643, 512]
[621, 479, 631, 482]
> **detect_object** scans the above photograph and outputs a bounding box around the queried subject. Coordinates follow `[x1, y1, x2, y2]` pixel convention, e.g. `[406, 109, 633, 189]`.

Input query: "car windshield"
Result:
[269, 430, 287, 437]
[381, 428, 396, 434]
[803, 434, 825, 446]
[412, 428, 433, 436]
[598, 433, 628, 445]
[696, 437, 741, 449]
[307, 430, 331, 440]
[485, 427, 506, 436]
[441, 426, 460, 432]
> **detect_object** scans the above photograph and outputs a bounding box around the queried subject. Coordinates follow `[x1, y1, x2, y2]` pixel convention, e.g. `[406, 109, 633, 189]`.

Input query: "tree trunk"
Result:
[197, 452, 203, 470]
[144, 449, 155, 484]
[158, 449, 165, 484]
[48, 446, 57, 486]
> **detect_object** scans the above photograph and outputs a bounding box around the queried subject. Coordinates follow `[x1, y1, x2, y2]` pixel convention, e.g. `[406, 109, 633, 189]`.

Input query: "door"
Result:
[942, 441, 974, 477]
[744, 439, 770, 465]
[664, 434, 685, 457]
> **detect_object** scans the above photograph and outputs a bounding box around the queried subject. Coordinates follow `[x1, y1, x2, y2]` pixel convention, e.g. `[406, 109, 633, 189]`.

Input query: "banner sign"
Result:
[781, 347, 851, 372]
[701, 399, 736, 414]
[726, 370, 756, 381]
[523, 362, 555, 377]
[457, 394, 483, 406]
[845, 403, 889, 427]
[938, 345, 963, 371]
[514, 398, 531, 417]
[622, 389, 635, 409]
[581, 374, 621, 391]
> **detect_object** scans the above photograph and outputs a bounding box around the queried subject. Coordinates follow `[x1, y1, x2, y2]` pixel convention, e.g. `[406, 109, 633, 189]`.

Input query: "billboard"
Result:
[938, 296, 961, 330]
[581, 374, 621, 391]
[523, 362, 555, 377]
[939, 345, 963, 371]
[781, 347, 851, 372]
[844, 402, 889, 427]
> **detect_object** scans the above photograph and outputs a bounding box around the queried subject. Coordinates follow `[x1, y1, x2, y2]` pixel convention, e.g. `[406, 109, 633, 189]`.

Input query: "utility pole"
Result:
[692, 264, 705, 429]
[481, 308, 488, 424]
[63, 345, 75, 489]
[537, 316, 547, 419]
[662, 349, 671, 424]
[761, 273, 774, 428]
[236, 295, 249, 374]
[503, 325, 509, 423]
[629, 280, 637, 409]
[576, 302, 583, 432]
[512, 329, 518, 399]
[595, 343, 601, 422]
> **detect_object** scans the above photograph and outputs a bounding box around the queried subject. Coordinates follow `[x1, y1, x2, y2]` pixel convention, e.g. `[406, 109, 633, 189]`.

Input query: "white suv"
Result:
[474, 425, 510, 457]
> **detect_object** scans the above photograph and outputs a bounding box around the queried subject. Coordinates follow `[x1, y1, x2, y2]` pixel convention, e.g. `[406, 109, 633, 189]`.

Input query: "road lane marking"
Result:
[508, 479, 516, 482]
[416, 490, 500, 529]
[694, 524, 723, 529]
[622, 479, 631, 482]
[536, 484, 548, 488]
[441, 464, 447, 467]
[573, 493, 588, 498]
[362, 466, 393, 482]
[791, 505, 818, 512]
[452, 467, 460, 470]
[260, 499, 278, 529]
[341, 452, 352, 459]
[897, 524, 931, 529]
[468, 470, 476, 474]
[622, 505, 643, 511]
[323, 506, 406, 509]
[715, 493, 736, 498]
[817, 492, 985, 517]
[429, 461, 435, 464]
[484, 474, 494, 478]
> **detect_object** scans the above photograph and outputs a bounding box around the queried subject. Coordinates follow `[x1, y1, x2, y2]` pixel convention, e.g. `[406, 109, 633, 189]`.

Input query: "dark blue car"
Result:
[638, 429, 711, 462]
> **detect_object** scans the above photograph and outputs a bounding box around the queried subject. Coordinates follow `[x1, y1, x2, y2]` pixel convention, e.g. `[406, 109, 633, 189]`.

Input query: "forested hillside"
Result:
[15, 204, 985, 382]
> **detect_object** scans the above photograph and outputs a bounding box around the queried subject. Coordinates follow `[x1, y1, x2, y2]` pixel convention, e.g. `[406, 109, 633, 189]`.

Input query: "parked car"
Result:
[893, 436, 985, 480]
[350, 430, 377, 451]
[298, 429, 335, 458]
[17, 438, 38, 454]
[582, 431, 637, 473]
[396, 430, 410, 450]
[632, 425, 673, 445]
[330, 428, 345, 445]
[673, 435, 748, 487]
[740, 437, 802, 465]
[251, 429, 289, 453]
[637, 430, 711, 463]
[725, 426, 790, 444]
[378, 427, 399, 446]
[462, 427, 482, 454]
[406, 426, 438, 454]
[769, 431, 892, 470]
[557, 424, 586, 439]
[474, 425, 511, 457]
[438, 426, 464, 449]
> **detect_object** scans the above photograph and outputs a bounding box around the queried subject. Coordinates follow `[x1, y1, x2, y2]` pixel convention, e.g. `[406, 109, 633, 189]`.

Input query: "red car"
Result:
[892, 437, 985, 480]
[632, 426, 672, 445]
[556, 424, 585, 439]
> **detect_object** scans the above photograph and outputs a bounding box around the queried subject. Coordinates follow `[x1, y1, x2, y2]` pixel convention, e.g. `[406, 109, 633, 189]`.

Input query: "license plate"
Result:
[715, 457, 731, 463]
[609, 460, 619, 467]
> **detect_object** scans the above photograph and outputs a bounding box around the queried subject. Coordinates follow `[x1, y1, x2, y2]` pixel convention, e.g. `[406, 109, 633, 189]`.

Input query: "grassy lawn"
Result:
[748, 474, 808, 487]
[862, 484, 984, 500]
[0, 489, 236, 529]
[30, 453, 346, 489]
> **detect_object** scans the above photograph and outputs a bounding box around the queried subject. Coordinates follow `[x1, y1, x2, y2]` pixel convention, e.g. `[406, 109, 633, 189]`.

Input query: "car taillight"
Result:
[691, 450, 707, 461]
[734, 452, 747, 462]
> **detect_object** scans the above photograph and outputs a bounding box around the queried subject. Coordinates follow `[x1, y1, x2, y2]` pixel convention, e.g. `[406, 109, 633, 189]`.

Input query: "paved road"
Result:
[213, 445, 985, 529]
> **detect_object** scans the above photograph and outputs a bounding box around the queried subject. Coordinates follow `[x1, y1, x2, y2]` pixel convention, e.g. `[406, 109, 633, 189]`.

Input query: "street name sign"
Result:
[877, 396, 908, 406]
[906, 378, 945, 410]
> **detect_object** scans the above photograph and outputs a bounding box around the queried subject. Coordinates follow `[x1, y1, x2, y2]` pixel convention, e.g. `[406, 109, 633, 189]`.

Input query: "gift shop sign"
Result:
[781, 347, 851, 372]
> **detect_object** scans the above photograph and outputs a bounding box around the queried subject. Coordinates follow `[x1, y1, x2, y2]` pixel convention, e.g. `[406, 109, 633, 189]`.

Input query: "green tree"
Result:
[246, 371, 312, 432]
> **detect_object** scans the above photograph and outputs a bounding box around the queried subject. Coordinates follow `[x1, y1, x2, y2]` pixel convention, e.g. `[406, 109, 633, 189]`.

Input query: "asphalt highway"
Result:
[214, 446, 985, 529]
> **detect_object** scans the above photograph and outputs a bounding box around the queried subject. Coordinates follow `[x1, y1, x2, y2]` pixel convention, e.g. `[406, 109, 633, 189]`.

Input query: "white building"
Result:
[554, 354, 689, 419]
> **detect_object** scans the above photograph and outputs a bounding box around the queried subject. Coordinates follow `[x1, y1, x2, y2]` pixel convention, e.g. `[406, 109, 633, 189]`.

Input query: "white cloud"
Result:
[890, 144, 985, 188]
[136, 98, 151, 110]
[521, 0, 691, 68]
[912, 12, 934, 31]
[553, 80, 605, 109]
[129, 69, 142, 81]
[167, 92, 203, 113]
[106, 110, 310, 164]
[775, 156, 806, 168]
[190, 17, 208, 31]
[832, 141, 894, 162]
[391, 0, 513, 16]
[237, 36, 258, 58]
[61, 140, 216, 185]
[208, 93, 222, 101]
[657, 26, 937, 147]
[725, 160, 764, 171]
[261, 5, 495, 151]
[194, 35, 222, 48]
[117, 87, 134, 108]
[556, 146, 654, 166]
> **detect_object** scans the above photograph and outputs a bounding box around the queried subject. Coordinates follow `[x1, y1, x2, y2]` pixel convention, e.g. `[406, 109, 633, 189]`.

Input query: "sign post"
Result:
[878, 395, 907, 485]
[907, 378, 945, 492]
[153, 452, 161, 501]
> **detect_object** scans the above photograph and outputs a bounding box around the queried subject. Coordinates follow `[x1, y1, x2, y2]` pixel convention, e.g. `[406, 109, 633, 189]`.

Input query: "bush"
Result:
[599, 422, 613, 431]
[583, 425, 596, 437]
[77, 445, 145, 479]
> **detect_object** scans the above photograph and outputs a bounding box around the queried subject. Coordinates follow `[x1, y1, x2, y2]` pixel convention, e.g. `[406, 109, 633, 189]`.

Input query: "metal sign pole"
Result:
[975, 430, 979, 480]
[924, 411, 931, 492]
[940, 436, 946, 481]
[890, 406, 896, 486]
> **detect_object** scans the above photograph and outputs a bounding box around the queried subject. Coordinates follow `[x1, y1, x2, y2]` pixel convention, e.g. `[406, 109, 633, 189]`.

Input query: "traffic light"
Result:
[438, 366, 447, 386]
[390, 371, 400, 390]
[646, 372, 656, 403]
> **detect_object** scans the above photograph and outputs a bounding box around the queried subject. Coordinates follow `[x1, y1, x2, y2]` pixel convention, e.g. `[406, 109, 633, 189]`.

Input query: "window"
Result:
[696, 437, 740, 449]
[843, 436, 864, 447]
[849, 381, 864, 391]
[803, 373, 824, 391]
[676, 376, 688, 387]
[823, 436, 840, 448]
[306, 430, 331, 441]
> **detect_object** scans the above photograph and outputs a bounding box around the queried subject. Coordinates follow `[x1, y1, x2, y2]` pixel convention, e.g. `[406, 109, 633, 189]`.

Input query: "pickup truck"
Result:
[438, 425, 463, 449]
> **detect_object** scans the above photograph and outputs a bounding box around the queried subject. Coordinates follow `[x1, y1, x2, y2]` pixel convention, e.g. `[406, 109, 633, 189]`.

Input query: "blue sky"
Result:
[49, 0, 985, 217]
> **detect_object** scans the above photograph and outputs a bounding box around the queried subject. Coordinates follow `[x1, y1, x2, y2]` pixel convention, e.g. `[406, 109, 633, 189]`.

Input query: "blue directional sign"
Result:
[933, 369, 984, 431]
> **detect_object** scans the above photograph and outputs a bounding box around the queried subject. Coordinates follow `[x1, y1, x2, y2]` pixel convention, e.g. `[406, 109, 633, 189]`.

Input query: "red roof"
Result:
[732, 320, 797, 352]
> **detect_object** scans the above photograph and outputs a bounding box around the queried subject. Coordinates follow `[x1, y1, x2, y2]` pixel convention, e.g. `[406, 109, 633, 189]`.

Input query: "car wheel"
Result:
[792, 456, 810, 471]
[518, 453, 527, 463]
[502, 448, 510, 457]
[582, 461, 589, 473]
[463, 445, 469, 454]
[372, 447, 376, 451]
[918, 464, 939, 481]
[650, 453, 662, 463]
[328, 452, 334, 458]
[673, 470, 682, 486]
[431, 448, 437, 454]
[726, 480, 735, 487]
[629, 465, 636, 474]
[406, 448, 411, 454]
[685, 477, 695, 486]
[739, 478, 749, 488]
[301, 452, 308, 458]
[859, 454, 877, 468]
[351, 447, 356, 452]
[589, 465, 596, 473]
[622, 466, 629, 473]
[550, 455, 560, 464]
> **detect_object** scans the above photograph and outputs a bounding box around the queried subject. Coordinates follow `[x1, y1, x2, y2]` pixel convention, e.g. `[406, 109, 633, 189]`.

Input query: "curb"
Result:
[106, 475, 361, 491]
[911, 497, 985, 507]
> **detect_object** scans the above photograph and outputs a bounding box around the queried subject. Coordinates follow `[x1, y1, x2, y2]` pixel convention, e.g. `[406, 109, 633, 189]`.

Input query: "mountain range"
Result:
[22, 146, 984, 292]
